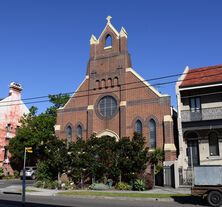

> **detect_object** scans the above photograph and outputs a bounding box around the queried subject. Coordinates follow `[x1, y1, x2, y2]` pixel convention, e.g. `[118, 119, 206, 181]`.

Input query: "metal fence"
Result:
[179, 167, 192, 186]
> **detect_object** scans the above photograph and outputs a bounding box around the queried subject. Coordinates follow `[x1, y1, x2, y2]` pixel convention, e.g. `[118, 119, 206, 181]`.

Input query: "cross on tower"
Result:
[106, 16, 112, 23]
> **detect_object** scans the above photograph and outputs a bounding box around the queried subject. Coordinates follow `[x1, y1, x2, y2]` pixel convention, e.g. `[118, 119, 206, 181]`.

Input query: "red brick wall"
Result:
[56, 22, 176, 161]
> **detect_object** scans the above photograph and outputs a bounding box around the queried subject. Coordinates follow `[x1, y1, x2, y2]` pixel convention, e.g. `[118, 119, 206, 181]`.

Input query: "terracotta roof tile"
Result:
[180, 64, 222, 88]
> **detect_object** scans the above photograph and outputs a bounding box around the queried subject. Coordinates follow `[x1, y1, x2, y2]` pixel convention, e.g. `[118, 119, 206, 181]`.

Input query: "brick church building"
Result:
[55, 17, 176, 162]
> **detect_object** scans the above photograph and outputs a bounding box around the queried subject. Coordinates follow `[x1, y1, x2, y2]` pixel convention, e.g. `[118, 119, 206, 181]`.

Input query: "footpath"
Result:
[0, 185, 191, 201]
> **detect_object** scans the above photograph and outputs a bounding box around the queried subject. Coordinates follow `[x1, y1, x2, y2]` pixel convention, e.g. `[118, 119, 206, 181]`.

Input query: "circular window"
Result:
[97, 96, 118, 119]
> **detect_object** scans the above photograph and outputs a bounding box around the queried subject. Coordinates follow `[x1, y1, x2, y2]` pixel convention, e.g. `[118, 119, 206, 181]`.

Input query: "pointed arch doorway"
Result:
[96, 129, 119, 141]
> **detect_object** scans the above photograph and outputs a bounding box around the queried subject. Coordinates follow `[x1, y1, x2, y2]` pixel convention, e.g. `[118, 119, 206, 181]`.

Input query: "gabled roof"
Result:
[126, 68, 168, 97]
[179, 64, 222, 88]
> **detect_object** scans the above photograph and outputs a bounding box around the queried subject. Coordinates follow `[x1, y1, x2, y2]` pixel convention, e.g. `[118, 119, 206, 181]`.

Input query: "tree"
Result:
[65, 134, 149, 185]
[67, 136, 118, 185]
[8, 94, 69, 172]
[149, 148, 164, 175]
[9, 92, 150, 185]
[116, 133, 149, 183]
[149, 148, 164, 166]
[68, 134, 148, 183]
[8, 106, 54, 169]
[86, 135, 118, 182]
[36, 138, 68, 181]
[66, 139, 91, 186]
[46, 93, 70, 117]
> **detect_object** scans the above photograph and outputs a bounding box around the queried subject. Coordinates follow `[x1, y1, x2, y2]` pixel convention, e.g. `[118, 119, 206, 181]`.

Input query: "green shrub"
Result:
[61, 181, 69, 190]
[58, 181, 76, 190]
[42, 180, 58, 189]
[115, 182, 132, 191]
[4, 175, 15, 179]
[68, 182, 76, 190]
[36, 161, 53, 181]
[155, 165, 163, 174]
[133, 179, 146, 191]
[107, 179, 113, 188]
[0, 167, 4, 178]
[45, 180, 51, 189]
[13, 170, 20, 178]
[89, 183, 109, 190]
[34, 181, 43, 188]
[50, 181, 58, 189]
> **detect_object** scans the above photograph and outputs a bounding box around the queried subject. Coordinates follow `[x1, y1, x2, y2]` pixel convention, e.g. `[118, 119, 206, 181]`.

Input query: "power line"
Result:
[0, 90, 221, 122]
[0, 71, 222, 108]
[0, 90, 221, 118]
[0, 65, 221, 104]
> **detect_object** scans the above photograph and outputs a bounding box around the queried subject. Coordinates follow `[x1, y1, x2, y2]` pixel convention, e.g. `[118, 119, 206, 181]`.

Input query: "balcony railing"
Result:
[179, 167, 192, 186]
[181, 107, 222, 122]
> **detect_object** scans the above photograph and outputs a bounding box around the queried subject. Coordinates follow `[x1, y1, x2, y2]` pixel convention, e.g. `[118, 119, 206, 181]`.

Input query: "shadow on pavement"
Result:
[172, 195, 209, 206]
[0, 199, 75, 207]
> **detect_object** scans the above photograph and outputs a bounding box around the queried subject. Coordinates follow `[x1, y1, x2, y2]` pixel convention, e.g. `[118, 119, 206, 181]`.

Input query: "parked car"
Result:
[20, 166, 37, 180]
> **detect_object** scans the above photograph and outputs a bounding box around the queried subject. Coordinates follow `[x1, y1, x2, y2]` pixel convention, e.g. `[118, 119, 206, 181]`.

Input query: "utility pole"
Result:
[22, 147, 32, 207]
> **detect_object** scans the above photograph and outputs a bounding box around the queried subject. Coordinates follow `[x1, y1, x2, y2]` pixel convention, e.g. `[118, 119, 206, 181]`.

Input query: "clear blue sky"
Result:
[0, 0, 222, 112]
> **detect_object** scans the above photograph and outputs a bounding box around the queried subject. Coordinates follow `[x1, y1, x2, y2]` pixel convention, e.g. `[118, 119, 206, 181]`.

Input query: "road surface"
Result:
[0, 193, 210, 207]
[0, 180, 210, 207]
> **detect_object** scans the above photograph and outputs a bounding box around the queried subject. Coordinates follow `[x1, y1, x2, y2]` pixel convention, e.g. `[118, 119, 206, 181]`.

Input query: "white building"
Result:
[0, 82, 29, 175]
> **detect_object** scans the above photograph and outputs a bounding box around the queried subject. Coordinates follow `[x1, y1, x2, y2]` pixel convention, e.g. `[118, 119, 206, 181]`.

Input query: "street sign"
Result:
[25, 147, 33, 153]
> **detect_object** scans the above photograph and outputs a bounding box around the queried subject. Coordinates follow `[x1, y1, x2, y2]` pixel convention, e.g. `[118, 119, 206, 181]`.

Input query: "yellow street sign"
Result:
[25, 147, 33, 153]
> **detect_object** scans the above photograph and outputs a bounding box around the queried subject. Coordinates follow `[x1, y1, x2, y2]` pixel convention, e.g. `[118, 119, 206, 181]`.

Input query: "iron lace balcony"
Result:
[181, 107, 222, 122]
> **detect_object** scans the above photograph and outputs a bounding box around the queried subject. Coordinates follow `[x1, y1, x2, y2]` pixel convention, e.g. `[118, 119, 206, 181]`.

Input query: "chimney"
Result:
[9, 82, 23, 97]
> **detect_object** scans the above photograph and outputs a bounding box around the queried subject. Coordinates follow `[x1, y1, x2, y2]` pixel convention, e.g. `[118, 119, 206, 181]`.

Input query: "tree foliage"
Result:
[8, 94, 69, 171]
[36, 138, 68, 181]
[149, 148, 164, 175]
[116, 133, 149, 182]
[149, 148, 164, 166]
[9, 93, 151, 185]
[65, 133, 149, 185]
[45, 93, 69, 117]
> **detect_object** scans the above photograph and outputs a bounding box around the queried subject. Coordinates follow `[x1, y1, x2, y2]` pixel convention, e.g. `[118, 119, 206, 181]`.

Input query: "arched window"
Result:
[101, 79, 106, 88]
[66, 125, 72, 142]
[77, 125, 83, 139]
[96, 80, 100, 89]
[135, 120, 142, 135]
[105, 34, 112, 48]
[209, 132, 219, 156]
[113, 77, 118, 86]
[149, 119, 156, 148]
[107, 78, 112, 87]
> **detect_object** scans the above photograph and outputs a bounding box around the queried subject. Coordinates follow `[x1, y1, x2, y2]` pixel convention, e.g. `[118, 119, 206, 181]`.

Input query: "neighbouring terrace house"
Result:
[0, 82, 29, 175]
[176, 64, 222, 187]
